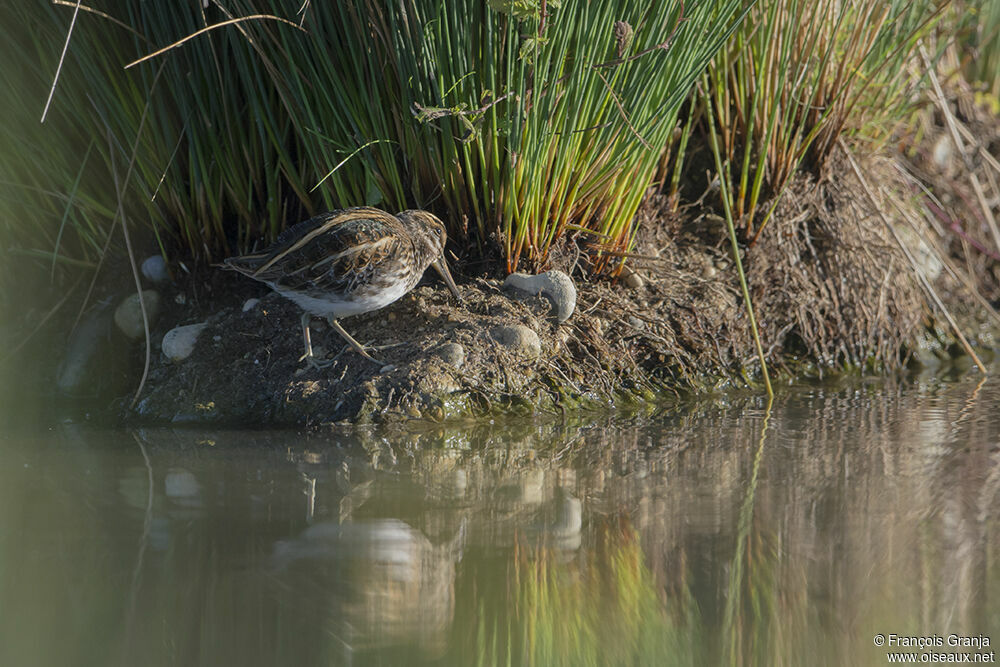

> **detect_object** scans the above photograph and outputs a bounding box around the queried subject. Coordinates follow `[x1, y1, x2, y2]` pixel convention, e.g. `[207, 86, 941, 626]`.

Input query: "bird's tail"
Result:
[216, 254, 269, 277]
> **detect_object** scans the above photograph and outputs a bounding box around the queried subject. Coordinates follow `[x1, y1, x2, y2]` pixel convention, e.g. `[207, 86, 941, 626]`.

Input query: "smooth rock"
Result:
[896, 226, 943, 283]
[491, 325, 541, 359]
[503, 270, 577, 323]
[242, 298, 260, 312]
[114, 290, 161, 340]
[433, 342, 466, 368]
[141, 255, 169, 284]
[932, 134, 952, 171]
[620, 266, 644, 289]
[161, 322, 208, 362]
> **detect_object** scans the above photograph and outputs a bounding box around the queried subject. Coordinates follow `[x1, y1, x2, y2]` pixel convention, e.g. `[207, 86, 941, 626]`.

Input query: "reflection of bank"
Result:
[272, 518, 465, 659]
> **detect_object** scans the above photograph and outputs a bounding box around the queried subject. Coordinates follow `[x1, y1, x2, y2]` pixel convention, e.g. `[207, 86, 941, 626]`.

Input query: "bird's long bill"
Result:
[432, 257, 462, 302]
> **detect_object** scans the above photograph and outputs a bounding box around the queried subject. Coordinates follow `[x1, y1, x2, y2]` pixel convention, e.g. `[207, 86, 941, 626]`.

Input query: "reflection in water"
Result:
[1, 370, 999, 666]
[273, 518, 464, 660]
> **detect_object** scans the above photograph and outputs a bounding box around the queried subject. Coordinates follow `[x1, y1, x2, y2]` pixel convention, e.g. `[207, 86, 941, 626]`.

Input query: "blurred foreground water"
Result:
[2, 369, 999, 666]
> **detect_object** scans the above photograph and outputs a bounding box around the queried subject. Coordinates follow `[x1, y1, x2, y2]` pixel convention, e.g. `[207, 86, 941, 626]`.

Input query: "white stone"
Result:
[114, 290, 161, 340]
[491, 325, 541, 359]
[242, 298, 260, 312]
[161, 322, 208, 362]
[141, 255, 169, 283]
[503, 270, 577, 322]
[433, 342, 466, 368]
[620, 266, 644, 289]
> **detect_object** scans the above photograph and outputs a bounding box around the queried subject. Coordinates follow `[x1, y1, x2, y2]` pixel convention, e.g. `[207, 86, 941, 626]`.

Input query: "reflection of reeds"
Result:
[465, 519, 702, 666]
[4, 388, 1000, 664]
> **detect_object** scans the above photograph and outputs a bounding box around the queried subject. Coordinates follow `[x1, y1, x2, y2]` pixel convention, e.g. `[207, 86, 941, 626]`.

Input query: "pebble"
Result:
[161, 322, 208, 362]
[627, 315, 645, 330]
[503, 270, 577, 323]
[491, 325, 542, 359]
[242, 298, 260, 312]
[932, 133, 952, 170]
[433, 342, 466, 368]
[702, 264, 718, 279]
[620, 266, 644, 289]
[896, 226, 943, 282]
[114, 290, 161, 340]
[141, 255, 169, 284]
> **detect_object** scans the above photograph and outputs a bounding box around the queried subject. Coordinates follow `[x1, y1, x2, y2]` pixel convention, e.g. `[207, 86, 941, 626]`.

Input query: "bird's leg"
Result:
[328, 318, 379, 362]
[298, 313, 332, 369]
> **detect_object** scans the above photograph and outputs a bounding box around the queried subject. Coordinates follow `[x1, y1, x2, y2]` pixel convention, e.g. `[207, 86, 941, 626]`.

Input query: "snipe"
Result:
[223, 207, 461, 365]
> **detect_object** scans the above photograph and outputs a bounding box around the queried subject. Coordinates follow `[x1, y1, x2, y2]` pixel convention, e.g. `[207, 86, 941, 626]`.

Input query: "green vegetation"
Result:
[0, 0, 746, 284]
[960, 0, 1000, 100]
[0, 0, 993, 382]
[702, 0, 944, 244]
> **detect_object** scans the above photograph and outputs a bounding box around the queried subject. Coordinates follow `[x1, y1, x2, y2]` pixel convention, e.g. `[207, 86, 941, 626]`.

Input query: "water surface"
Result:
[2, 369, 999, 666]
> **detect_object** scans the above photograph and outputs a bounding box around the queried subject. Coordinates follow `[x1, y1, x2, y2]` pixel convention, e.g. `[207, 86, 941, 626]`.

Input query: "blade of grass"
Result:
[703, 78, 773, 398]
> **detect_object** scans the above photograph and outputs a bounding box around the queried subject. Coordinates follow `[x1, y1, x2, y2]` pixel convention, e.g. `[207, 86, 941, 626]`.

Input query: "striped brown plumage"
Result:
[223, 207, 461, 364]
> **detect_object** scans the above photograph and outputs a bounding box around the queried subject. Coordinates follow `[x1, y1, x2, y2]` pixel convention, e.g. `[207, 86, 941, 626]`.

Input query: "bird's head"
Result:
[397, 209, 461, 302]
[398, 209, 448, 259]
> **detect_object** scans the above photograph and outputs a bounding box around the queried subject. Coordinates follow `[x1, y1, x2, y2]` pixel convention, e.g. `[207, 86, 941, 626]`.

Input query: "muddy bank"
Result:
[92, 148, 993, 427]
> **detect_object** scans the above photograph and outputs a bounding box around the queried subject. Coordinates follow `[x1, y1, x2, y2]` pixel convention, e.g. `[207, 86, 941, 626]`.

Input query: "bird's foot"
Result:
[298, 350, 333, 370]
[328, 319, 381, 363]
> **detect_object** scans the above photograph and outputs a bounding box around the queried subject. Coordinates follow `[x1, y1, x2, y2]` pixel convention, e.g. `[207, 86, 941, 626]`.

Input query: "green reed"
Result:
[960, 0, 1000, 100]
[0, 4, 116, 308]
[7, 1, 748, 281]
[256, 0, 748, 273]
[498, 0, 747, 272]
[703, 0, 944, 244]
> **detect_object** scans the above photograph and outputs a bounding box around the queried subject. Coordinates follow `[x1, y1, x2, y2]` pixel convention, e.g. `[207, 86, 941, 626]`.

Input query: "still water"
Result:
[2, 369, 999, 666]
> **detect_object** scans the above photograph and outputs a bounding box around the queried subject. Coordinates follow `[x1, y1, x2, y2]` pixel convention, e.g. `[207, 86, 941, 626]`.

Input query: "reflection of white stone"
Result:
[551, 492, 583, 551]
[552, 494, 582, 538]
[272, 518, 461, 655]
[118, 466, 152, 510]
[452, 469, 468, 497]
[165, 468, 202, 508]
[520, 468, 545, 505]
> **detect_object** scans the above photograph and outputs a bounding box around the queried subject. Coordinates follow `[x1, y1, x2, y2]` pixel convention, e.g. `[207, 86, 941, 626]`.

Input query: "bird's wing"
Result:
[248, 208, 407, 293]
